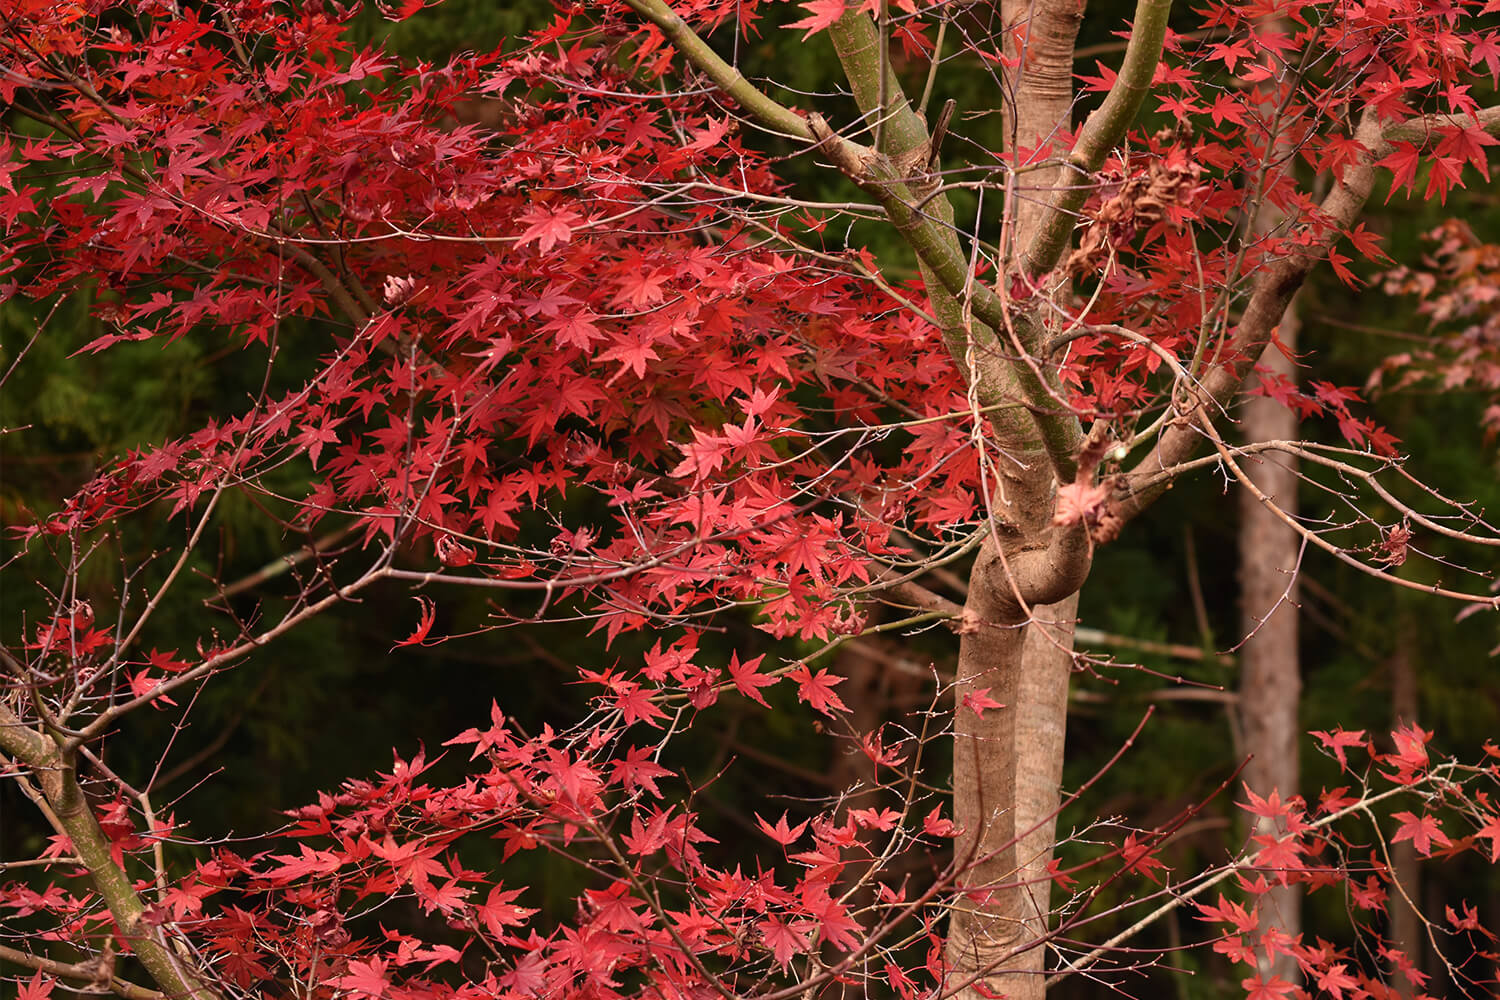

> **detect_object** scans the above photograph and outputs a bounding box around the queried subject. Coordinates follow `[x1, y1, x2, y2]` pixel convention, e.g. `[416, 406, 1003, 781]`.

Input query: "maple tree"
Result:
[2, 0, 1500, 998]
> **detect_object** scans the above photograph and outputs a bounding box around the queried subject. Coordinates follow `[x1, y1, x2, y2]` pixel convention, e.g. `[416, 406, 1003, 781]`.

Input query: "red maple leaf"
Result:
[961, 686, 1003, 718]
[1472, 34, 1500, 85]
[1344, 221, 1391, 263]
[1349, 876, 1387, 912]
[1045, 857, 1079, 889]
[1318, 786, 1358, 813]
[1435, 122, 1497, 181]
[760, 916, 809, 969]
[612, 683, 668, 727]
[262, 844, 345, 884]
[1195, 893, 1258, 934]
[1424, 154, 1466, 203]
[1241, 974, 1296, 1000]
[1378, 142, 1423, 200]
[1241, 786, 1303, 826]
[1391, 811, 1452, 857]
[755, 811, 809, 846]
[392, 596, 437, 649]
[476, 884, 537, 938]
[331, 957, 391, 999]
[517, 204, 581, 252]
[1315, 964, 1359, 1000]
[1311, 728, 1368, 771]
[1214, 935, 1257, 965]
[1251, 833, 1305, 884]
[1475, 812, 1500, 862]
[728, 651, 776, 707]
[1381, 724, 1433, 784]
[15, 972, 53, 1000]
[787, 664, 849, 716]
[787, 0, 847, 38]
[923, 806, 957, 838]
[611, 746, 671, 797]
[1120, 833, 1170, 883]
[548, 308, 604, 350]
[1446, 901, 1493, 935]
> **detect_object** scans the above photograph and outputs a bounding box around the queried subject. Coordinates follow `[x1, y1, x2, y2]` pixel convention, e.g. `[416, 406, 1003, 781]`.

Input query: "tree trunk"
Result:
[1000, 0, 1086, 255]
[950, 551, 1077, 1000]
[946, 4, 1084, 997]
[948, 443, 1083, 1000]
[1237, 299, 1303, 982]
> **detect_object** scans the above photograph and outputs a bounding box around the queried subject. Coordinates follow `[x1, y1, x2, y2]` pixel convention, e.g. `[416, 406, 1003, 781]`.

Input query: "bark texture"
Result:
[1237, 300, 1303, 982]
[947, 5, 1088, 996]
[1001, 0, 1086, 254]
[949, 588, 1078, 1000]
[947, 438, 1087, 1000]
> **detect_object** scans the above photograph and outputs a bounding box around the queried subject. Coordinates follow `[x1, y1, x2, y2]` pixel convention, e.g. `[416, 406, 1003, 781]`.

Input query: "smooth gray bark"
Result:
[1237, 299, 1303, 983]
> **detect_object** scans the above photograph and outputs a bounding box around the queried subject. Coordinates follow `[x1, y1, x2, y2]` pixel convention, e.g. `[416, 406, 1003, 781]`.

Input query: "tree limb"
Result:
[618, 0, 818, 140]
[1382, 104, 1500, 143]
[0, 708, 220, 1000]
[1117, 111, 1389, 519]
[0, 943, 166, 1000]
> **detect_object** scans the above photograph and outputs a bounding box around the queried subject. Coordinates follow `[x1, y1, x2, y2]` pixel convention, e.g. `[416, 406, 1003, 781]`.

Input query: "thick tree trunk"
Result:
[949, 557, 1077, 1000]
[945, 5, 1085, 997]
[1237, 300, 1302, 982]
[948, 438, 1083, 1000]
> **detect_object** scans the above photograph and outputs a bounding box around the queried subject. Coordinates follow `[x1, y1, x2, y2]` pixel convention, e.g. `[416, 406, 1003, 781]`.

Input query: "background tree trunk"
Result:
[1237, 299, 1303, 983]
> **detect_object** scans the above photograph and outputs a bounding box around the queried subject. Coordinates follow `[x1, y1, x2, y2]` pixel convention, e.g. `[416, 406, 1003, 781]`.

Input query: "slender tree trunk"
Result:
[1237, 299, 1302, 982]
[1000, 0, 1086, 254]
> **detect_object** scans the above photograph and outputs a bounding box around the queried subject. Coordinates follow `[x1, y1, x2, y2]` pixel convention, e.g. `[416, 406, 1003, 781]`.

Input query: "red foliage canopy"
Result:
[3, 0, 1500, 997]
